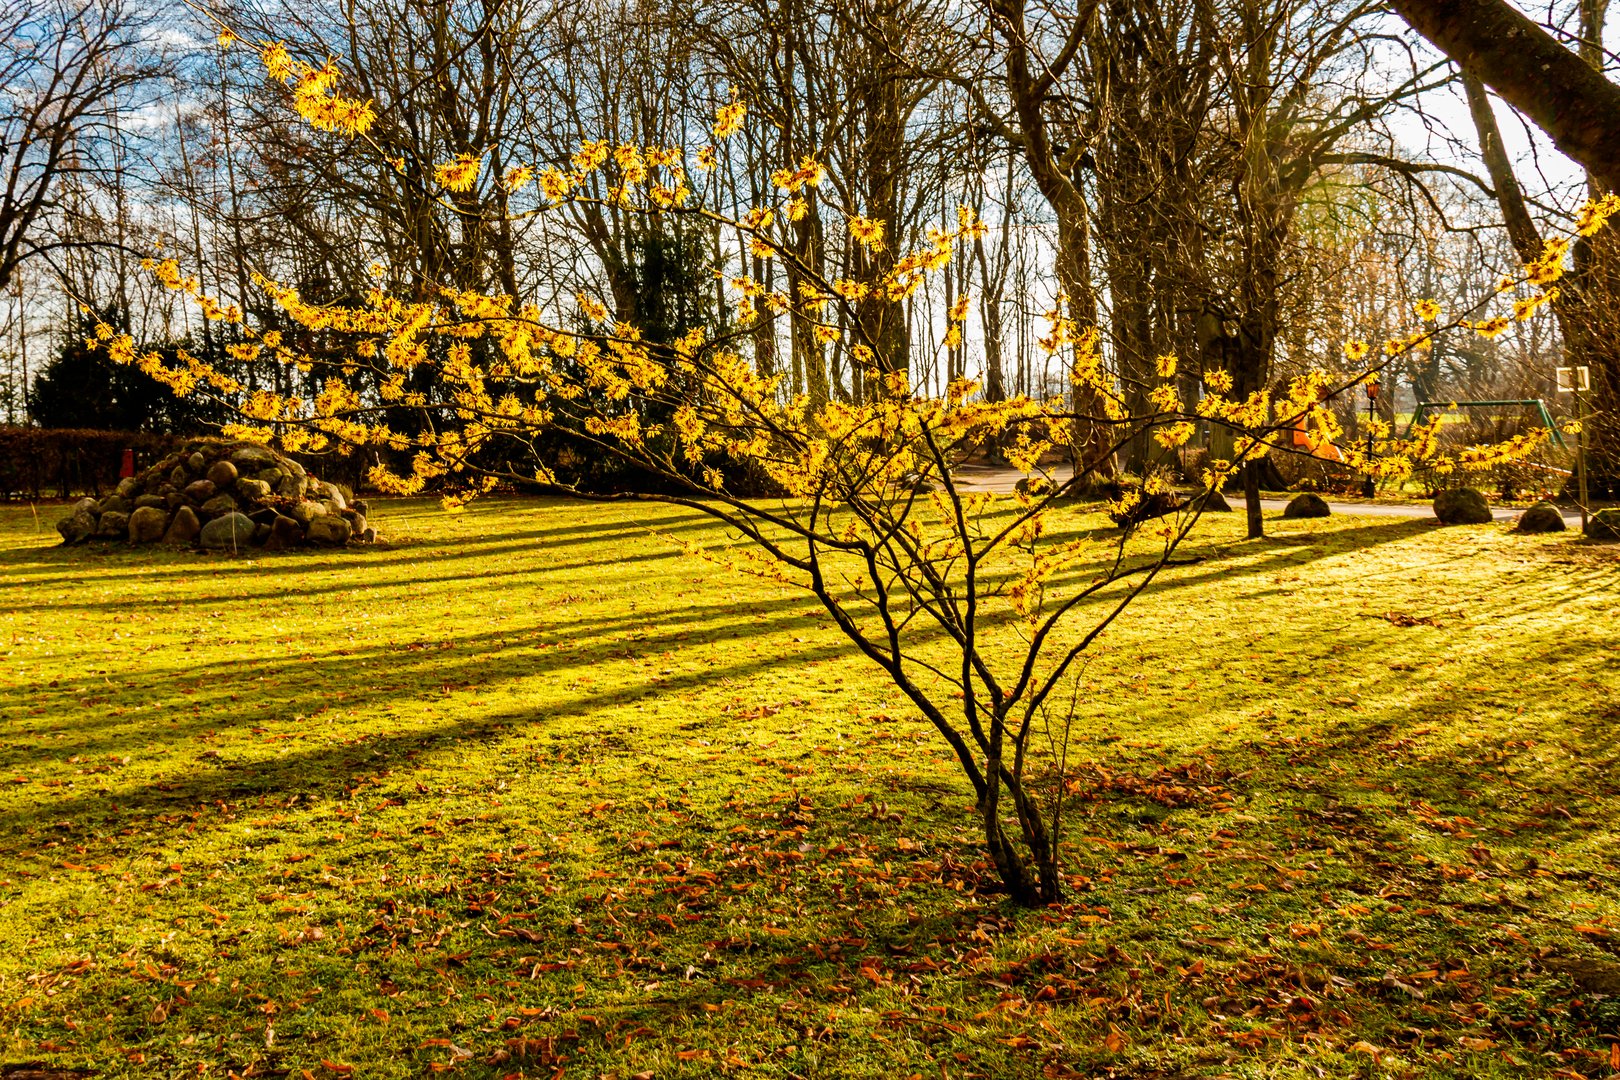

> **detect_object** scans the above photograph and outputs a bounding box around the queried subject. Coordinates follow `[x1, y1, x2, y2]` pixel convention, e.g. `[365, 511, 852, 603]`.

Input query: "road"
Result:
[948, 464, 1583, 525]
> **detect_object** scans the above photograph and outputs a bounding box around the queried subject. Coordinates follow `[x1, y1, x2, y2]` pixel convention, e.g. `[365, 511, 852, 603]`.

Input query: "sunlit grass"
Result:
[0, 496, 1616, 1078]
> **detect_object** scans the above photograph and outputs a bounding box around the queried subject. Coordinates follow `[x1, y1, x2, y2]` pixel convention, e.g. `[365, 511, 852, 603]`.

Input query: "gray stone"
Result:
[235, 478, 273, 502]
[1282, 492, 1331, 519]
[162, 505, 201, 545]
[1586, 507, 1620, 541]
[99, 495, 131, 515]
[95, 510, 130, 539]
[199, 512, 255, 551]
[1198, 489, 1233, 512]
[345, 512, 368, 538]
[264, 515, 304, 550]
[359, 526, 377, 544]
[252, 522, 272, 545]
[207, 459, 238, 488]
[1014, 476, 1054, 499]
[306, 514, 352, 547]
[170, 466, 189, 487]
[283, 458, 306, 479]
[115, 476, 139, 498]
[351, 499, 369, 518]
[184, 479, 216, 504]
[57, 511, 97, 545]
[70, 497, 98, 517]
[200, 493, 239, 516]
[229, 444, 279, 469]
[1515, 502, 1566, 534]
[127, 506, 169, 544]
[256, 467, 285, 488]
[1434, 487, 1492, 525]
[134, 493, 167, 510]
[187, 451, 207, 474]
[289, 500, 325, 528]
[277, 475, 303, 499]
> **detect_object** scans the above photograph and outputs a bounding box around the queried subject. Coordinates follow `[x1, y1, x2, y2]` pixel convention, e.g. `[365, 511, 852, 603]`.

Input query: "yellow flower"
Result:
[1343, 340, 1370, 362]
[503, 165, 533, 192]
[1154, 353, 1177, 378]
[434, 153, 481, 193]
[848, 215, 885, 251]
[261, 41, 292, 81]
[572, 140, 608, 173]
[538, 167, 571, 201]
[1413, 299, 1441, 322]
[695, 146, 718, 172]
[218, 28, 239, 49]
[713, 101, 747, 140]
[1471, 316, 1511, 339]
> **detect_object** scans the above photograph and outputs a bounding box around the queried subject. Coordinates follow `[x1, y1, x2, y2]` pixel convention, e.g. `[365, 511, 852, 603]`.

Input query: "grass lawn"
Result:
[1, 495, 1618, 1079]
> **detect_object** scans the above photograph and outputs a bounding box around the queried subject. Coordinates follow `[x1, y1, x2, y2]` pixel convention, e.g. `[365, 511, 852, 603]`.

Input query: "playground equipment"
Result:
[1403, 398, 1566, 448]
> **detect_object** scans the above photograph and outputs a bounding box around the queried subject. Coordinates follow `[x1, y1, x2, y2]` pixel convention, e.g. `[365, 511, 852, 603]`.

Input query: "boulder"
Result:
[345, 512, 369, 538]
[115, 476, 139, 499]
[163, 505, 201, 545]
[127, 506, 169, 544]
[99, 494, 131, 516]
[199, 512, 255, 551]
[276, 475, 303, 499]
[264, 515, 304, 550]
[170, 466, 189, 487]
[95, 510, 131, 539]
[1586, 507, 1620, 541]
[1514, 502, 1566, 534]
[187, 451, 207, 474]
[306, 514, 352, 547]
[359, 526, 377, 544]
[57, 510, 97, 545]
[230, 444, 279, 469]
[236, 477, 273, 502]
[1282, 493, 1331, 519]
[1197, 489, 1232, 512]
[206, 459, 238, 488]
[134, 493, 167, 510]
[289, 500, 325, 528]
[283, 458, 306, 479]
[1015, 476, 1054, 499]
[256, 467, 285, 488]
[1434, 487, 1492, 525]
[351, 499, 369, 518]
[200, 493, 239, 516]
[70, 497, 99, 516]
[184, 479, 217, 504]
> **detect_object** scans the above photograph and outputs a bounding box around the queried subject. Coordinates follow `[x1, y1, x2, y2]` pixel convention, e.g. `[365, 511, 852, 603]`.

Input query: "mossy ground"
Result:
[1, 496, 1617, 1079]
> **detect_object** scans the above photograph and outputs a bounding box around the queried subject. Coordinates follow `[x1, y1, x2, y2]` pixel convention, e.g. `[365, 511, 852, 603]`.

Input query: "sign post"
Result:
[1556, 366, 1591, 532]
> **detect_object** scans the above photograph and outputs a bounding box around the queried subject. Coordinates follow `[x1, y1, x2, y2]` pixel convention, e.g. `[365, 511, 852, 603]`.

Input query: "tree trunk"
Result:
[1390, 0, 1620, 195]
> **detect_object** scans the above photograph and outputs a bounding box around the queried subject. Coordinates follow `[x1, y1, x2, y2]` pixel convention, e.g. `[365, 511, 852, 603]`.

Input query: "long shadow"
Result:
[0, 512, 725, 592]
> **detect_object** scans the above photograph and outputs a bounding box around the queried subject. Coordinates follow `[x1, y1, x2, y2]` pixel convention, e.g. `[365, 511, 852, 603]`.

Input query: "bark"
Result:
[1461, 73, 1542, 265]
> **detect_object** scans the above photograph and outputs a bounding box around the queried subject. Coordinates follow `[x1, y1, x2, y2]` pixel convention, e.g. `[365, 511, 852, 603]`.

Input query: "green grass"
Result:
[1, 496, 1617, 1078]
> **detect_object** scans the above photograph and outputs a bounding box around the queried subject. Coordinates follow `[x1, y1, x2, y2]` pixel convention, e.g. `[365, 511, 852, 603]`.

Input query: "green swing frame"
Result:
[1403, 399, 1566, 449]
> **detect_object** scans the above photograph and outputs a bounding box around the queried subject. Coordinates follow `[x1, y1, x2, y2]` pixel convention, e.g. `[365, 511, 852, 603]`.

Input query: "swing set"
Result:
[1403, 399, 1567, 448]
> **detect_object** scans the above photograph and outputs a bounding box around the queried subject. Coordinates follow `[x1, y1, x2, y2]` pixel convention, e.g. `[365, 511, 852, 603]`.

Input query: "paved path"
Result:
[949, 464, 1584, 525]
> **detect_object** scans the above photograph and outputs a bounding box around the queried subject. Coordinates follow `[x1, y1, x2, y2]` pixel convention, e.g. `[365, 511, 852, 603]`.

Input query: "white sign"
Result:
[1555, 366, 1591, 392]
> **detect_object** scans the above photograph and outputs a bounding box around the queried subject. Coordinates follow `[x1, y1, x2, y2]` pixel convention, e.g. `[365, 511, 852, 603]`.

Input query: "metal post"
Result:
[1577, 387, 1590, 533]
[1557, 366, 1591, 532]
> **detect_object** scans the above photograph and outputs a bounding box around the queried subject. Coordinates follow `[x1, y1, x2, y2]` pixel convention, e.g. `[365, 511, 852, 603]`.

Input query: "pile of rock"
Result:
[56, 439, 375, 551]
